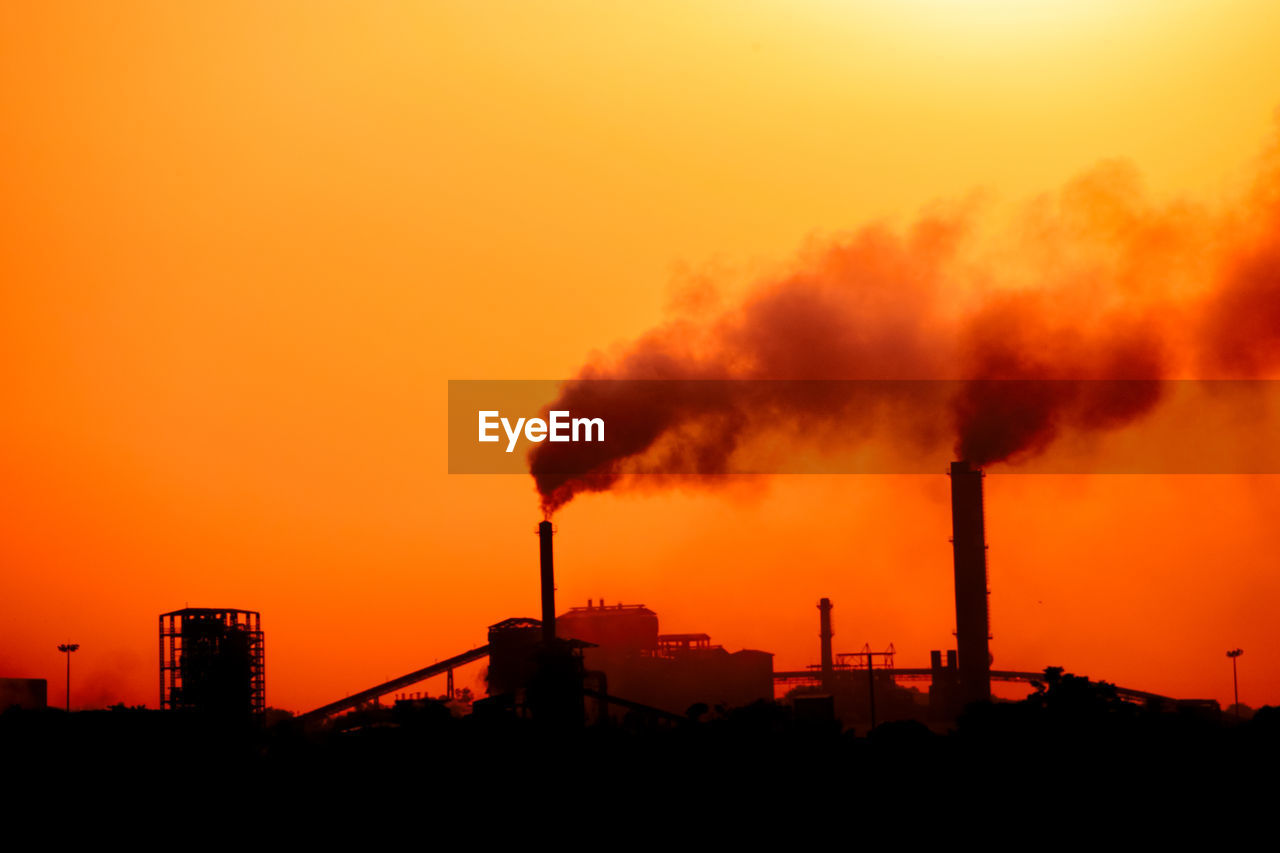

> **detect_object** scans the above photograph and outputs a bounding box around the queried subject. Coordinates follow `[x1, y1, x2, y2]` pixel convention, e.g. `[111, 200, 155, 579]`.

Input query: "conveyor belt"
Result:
[299, 644, 491, 722]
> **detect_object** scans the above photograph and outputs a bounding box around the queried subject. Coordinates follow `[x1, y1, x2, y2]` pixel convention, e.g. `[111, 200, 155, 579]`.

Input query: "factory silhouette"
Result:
[5, 458, 1265, 785]
[290, 461, 1116, 730]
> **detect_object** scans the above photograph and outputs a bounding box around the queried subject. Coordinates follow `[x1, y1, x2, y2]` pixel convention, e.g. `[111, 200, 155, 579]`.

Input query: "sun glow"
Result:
[812, 0, 1138, 53]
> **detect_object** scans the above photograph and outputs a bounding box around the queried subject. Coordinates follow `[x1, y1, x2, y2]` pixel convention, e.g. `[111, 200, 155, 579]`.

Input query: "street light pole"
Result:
[1226, 648, 1243, 719]
[57, 643, 79, 712]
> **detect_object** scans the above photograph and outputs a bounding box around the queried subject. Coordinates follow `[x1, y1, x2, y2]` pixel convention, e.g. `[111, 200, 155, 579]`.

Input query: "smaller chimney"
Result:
[539, 520, 555, 645]
[818, 598, 835, 690]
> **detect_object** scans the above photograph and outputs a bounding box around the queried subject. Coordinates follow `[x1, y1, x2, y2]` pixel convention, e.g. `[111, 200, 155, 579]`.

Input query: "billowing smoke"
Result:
[531, 128, 1280, 515]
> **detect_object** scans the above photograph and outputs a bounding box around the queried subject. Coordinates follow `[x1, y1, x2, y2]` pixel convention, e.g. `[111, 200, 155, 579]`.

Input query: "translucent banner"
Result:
[448, 379, 1280, 475]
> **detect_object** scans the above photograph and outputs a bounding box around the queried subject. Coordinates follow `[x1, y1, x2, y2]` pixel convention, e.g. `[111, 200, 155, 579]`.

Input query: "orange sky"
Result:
[2, 1, 1279, 712]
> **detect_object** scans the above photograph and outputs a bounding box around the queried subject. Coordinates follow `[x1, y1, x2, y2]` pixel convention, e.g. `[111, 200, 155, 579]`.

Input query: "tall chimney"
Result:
[818, 598, 835, 690]
[949, 461, 991, 705]
[539, 520, 556, 645]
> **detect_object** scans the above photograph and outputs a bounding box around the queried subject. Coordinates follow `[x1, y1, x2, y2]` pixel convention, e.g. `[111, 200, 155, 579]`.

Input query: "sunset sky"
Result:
[3, 1, 1279, 712]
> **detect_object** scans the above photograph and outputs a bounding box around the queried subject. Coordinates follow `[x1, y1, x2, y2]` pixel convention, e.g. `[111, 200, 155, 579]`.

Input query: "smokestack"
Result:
[818, 598, 834, 690]
[539, 520, 556, 645]
[949, 460, 991, 705]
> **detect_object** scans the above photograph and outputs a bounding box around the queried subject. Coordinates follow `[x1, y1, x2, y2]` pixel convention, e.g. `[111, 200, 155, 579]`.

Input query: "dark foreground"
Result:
[4, 692, 1279, 813]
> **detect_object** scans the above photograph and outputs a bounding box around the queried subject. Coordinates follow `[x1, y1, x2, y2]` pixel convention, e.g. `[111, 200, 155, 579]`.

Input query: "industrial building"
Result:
[159, 608, 264, 716]
[555, 600, 775, 715]
[303, 521, 773, 726]
[299, 459, 1188, 730]
[300, 469, 985, 726]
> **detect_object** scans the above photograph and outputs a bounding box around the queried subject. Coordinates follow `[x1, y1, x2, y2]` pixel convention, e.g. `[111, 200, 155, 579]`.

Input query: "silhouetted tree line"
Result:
[4, 667, 1278, 801]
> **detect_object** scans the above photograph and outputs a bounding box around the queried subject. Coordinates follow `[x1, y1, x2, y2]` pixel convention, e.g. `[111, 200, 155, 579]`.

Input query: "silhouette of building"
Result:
[556, 600, 774, 715]
[159, 608, 264, 716]
[928, 648, 960, 719]
[558, 601, 659, 653]
[486, 617, 544, 697]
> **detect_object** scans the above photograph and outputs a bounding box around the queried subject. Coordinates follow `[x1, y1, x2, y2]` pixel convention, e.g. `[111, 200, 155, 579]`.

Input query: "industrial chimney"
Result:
[539, 520, 556, 646]
[949, 461, 991, 705]
[818, 598, 834, 691]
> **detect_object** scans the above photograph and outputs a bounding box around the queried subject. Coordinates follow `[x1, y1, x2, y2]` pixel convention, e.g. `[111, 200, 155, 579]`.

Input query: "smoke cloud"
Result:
[531, 127, 1280, 515]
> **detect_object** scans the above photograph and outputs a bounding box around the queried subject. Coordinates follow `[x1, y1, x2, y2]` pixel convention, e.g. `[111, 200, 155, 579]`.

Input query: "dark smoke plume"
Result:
[531, 128, 1280, 515]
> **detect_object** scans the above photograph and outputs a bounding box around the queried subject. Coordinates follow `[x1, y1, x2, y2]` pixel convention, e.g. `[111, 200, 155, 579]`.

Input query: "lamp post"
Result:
[1226, 648, 1243, 719]
[57, 643, 79, 712]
